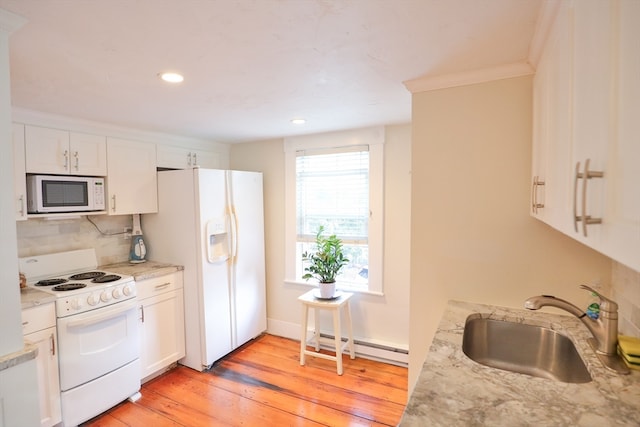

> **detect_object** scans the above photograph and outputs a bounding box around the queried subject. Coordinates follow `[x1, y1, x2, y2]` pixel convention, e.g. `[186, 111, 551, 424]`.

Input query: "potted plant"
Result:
[302, 226, 349, 298]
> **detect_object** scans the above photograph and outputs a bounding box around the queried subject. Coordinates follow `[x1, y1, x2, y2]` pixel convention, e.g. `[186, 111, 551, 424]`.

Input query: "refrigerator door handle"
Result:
[229, 211, 238, 262]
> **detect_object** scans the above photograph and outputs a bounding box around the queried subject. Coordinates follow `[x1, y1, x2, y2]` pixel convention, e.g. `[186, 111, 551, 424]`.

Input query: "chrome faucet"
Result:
[525, 285, 629, 374]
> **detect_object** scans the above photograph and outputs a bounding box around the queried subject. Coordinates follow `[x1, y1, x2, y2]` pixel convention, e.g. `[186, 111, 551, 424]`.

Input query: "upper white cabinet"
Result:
[157, 145, 221, 169]
[12, 123, 27, 220]
[25, 125, 107, 176]
[602, 0, 640, 271]
[532, 0, 640, 271]
[106, 137, 158, 215]
[530, 1, 573, 232]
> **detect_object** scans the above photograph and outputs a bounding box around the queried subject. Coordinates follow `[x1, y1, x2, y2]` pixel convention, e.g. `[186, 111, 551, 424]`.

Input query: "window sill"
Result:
[284, 279, 384, 297]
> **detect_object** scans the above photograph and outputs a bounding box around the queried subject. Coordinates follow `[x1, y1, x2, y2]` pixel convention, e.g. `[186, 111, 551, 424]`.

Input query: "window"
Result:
[284, 127, 384, 294]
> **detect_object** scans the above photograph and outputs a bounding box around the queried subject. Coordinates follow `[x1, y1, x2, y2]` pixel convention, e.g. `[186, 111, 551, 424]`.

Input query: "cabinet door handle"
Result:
[531, 176, 545, 214]
[193, 152, 198, 166]
[111, 194, 117, 212]
[140, 305, 145, 323]
[580, 158, 604, 237]
[187, 152, 192, 166]
[74, 151, 79, 171]
[50, 332, 55, 356]
[18, 194, 25, 217]
[573, 162, 582, 232]
[63, 149, 69, 170]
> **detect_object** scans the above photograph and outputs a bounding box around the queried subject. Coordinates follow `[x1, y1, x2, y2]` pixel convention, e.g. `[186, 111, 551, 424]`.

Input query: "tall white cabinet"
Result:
[531, 0, 640, 272]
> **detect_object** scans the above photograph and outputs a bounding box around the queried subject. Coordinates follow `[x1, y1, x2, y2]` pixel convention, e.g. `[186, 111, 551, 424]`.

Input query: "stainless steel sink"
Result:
[462, 314, 592, 383]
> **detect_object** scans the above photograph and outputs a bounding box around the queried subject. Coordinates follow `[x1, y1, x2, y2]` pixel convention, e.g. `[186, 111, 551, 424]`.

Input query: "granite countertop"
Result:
[0, 342, 38, 372]
[100, 260, 183, 281]
[401, 300, 640, 427]
[20, 287, 56, 310]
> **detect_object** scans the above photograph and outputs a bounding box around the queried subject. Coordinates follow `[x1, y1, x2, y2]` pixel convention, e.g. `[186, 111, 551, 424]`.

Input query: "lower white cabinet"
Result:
[22, 303, 61, 427]
[137, 271, 185, 382]
[0, 358, 40, 427]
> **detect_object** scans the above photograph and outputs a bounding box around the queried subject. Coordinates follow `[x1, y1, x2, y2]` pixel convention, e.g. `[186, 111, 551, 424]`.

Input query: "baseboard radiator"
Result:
[317, 333, 409, 366]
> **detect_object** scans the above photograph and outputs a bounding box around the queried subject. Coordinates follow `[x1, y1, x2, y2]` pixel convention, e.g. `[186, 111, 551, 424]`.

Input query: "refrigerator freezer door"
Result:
[205, 217, 230, 264]
[196, 169, 233, 366]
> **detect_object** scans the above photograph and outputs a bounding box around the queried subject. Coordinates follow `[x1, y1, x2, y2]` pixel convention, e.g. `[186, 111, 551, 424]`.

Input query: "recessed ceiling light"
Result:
[159, 72, 184, 83]
[291, 118, 306, 125]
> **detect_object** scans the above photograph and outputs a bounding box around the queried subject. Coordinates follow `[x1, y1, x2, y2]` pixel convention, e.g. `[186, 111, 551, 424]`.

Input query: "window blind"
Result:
[296, 147, 369, 244]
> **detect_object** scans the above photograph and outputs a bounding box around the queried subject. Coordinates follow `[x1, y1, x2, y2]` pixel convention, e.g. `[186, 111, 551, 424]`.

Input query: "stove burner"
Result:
[53, 283, 87, 291]
[92, 274, 121, 283]
[35, 278, 68, 286]
[69, 271, 106, 281]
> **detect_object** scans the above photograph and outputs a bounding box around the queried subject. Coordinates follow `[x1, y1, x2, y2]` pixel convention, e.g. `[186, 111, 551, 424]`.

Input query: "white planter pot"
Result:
[318, 282, 336, 298]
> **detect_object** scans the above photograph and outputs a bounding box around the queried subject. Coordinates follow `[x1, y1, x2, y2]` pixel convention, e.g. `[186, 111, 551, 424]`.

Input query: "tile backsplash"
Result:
[16, 215, 133, 267]
[611, 261, 640, 338]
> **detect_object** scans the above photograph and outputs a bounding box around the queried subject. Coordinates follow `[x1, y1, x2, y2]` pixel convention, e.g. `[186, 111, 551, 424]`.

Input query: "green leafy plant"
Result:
[302, 226, 349, 283]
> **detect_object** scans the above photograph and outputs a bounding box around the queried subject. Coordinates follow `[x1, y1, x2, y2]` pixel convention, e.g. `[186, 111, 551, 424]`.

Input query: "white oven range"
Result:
[20, 249, 141, 427]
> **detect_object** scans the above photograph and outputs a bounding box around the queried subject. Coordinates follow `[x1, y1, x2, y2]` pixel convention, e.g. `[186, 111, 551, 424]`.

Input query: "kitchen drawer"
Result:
[22, 303, 56, 335]
[136, 271, 183, 300]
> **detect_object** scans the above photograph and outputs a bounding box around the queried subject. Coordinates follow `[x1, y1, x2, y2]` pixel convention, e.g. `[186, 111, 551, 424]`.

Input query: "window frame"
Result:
[284, 126, 385, 295]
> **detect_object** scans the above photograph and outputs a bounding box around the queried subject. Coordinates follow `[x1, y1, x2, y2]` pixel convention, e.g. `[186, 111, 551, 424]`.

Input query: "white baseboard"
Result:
[267, 318, 408, 367]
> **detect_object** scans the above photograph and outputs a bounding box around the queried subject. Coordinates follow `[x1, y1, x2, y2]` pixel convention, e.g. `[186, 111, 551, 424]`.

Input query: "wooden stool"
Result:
[298, 289, 355, 375]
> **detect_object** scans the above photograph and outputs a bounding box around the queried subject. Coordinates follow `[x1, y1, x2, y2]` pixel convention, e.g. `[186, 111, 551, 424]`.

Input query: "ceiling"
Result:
[0, 0, 543, 144]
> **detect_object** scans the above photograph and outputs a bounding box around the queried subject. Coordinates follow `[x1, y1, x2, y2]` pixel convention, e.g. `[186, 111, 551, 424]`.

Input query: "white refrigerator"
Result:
[144, 168, 267, 371]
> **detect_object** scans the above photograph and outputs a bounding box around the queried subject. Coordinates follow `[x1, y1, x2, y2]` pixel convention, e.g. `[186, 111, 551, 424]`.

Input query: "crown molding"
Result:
[0, 8, 27, 35]
[403, 62, 534, 94]
[528, 0, 561, 69]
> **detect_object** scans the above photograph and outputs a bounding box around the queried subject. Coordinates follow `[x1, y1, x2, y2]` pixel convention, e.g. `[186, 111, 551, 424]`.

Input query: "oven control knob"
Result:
[112, 288, 122, 299]
[122, 285, 133, 297]
[100, 291, 112, 303]
[71, 298, 84, 310]
[87, 294, 99, 306]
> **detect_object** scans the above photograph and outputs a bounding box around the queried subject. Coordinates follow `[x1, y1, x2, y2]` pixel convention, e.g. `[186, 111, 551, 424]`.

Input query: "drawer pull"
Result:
[22, 321, 29, 326]
[154, 282, 171, 290]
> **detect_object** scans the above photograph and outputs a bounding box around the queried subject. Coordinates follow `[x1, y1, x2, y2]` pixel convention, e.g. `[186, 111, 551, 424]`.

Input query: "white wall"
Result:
[408, 75, 613, 392]
[230, 124, 412, 357]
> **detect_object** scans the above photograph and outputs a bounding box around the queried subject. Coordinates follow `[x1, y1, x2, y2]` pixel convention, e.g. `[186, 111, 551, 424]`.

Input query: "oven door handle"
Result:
[66, 300, 138, 329]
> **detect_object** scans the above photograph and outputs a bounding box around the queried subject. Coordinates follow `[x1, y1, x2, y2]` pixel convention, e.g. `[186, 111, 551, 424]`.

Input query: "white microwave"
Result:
[26, 174, 106, 213]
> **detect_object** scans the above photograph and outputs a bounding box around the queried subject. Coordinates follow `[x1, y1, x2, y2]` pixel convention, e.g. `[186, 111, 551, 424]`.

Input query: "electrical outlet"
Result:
[124, 227, 132, 239]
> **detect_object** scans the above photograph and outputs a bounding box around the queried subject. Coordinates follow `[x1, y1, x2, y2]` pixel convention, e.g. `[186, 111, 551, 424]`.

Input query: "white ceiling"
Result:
[0, 0, 542, 144]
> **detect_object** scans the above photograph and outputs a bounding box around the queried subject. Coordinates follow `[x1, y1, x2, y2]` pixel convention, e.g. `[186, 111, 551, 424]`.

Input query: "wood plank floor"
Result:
[82, 334, 408, 426]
